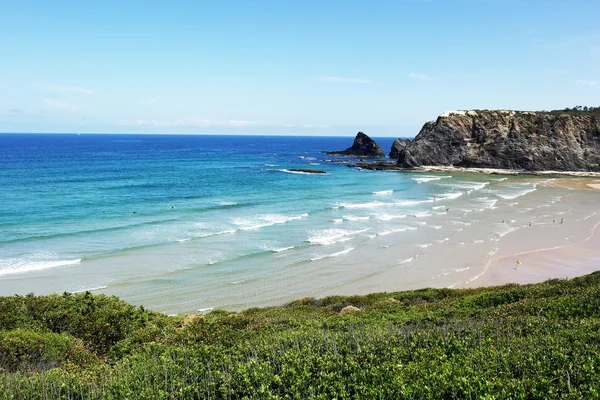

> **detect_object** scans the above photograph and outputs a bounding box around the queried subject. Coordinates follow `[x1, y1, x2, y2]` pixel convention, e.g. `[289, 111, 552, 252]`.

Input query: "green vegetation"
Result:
[467, 107, 600, 116]
[550, 106, 600, 116]
[2, 273, 600, 399]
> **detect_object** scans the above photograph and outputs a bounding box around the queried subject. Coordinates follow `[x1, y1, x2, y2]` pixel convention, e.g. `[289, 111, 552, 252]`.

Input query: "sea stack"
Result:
[397, 110, 600, 171]
[326, 132, 385, 157]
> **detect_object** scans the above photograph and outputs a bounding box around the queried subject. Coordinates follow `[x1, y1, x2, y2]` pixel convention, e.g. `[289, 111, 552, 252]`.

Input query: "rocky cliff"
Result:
[396, 110, 600, 171]
[389, 138, 409, 158]
[327, 132, 385, 157]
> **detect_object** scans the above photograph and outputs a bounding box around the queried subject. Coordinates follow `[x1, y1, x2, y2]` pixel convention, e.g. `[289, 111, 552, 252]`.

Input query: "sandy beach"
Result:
[461, 179, 600, 289]
[552, 178, 600, 191]
[412, 165, 600, 178]
[4, 139, 600, 314]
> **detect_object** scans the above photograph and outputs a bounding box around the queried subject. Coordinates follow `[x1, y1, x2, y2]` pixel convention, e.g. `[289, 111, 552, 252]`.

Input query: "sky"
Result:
[0, 0, 598, 137]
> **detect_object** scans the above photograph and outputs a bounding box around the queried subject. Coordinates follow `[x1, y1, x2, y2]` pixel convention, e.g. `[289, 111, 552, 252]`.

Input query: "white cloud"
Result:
[302, 124, 332, 128]
[408, 73, 432, 81]
[118, 117, 259, 128]
[46, 85, 96, 95]
[317, 76, 373, 84]
[576, 80, 598, 87]
[43, 98, 83, 111]
[143, 96, 162, 106]
[7, 108, 45, 120]
[118, 118, 333, 130]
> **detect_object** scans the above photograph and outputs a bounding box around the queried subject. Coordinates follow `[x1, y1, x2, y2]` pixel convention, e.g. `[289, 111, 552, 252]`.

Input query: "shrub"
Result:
[0, 329, 98, 373]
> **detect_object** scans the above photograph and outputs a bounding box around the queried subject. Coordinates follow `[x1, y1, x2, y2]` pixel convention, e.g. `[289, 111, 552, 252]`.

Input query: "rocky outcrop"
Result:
[339, 305, 361, 315]
[288, 168, 326, 174]
[389, 138, 410, 159]
[327, 132, 385, 157]
[397, 110, 600, 171]
[349, 161, 398, 170]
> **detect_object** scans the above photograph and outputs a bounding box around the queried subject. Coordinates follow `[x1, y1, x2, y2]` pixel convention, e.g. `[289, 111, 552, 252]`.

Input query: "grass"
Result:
[1, 272, 600, 399]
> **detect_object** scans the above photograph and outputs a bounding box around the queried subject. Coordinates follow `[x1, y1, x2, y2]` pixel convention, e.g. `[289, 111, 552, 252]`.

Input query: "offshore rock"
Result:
[287, 168, 326, 174]
[327, 132, 385, 157]
[324, 159, 351, 163]
[349, 161, 399, 170]
[389, 138, 410, 159]
[397, 110, 600, 171]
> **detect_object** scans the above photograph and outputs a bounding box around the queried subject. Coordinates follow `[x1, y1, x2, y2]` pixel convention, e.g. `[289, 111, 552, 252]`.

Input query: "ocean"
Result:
[1, 133, 595, 314]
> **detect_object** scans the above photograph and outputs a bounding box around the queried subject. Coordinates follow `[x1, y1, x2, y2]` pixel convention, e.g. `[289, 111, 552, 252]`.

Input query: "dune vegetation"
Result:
[2, 271, 600, 399]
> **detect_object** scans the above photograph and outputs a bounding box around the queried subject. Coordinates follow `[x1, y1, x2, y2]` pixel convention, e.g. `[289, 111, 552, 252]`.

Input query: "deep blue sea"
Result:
[1, 133, 592, 314]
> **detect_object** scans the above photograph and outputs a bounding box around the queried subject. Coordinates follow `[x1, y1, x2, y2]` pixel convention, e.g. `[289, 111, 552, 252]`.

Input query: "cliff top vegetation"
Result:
[2, 271, 600, 398]
[550, 106, 600, 116]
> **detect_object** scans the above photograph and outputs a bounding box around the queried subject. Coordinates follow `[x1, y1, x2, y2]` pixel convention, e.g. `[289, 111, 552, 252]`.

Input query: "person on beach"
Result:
[561, 218, 564, 224]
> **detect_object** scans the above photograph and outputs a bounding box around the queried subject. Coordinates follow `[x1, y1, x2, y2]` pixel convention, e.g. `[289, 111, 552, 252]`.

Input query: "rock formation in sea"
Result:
[396, 110, 600, 171]
[288, 168, 326, 174]
[326, 132, 385, 157]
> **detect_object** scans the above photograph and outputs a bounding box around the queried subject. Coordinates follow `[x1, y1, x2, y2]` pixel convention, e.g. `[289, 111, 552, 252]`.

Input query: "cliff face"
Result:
[397, 110, 600, 171]
[389, 138, 409, 158]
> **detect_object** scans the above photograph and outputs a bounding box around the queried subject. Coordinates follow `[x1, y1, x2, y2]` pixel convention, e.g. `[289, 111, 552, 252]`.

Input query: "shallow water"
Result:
[1, 134, 598, 314]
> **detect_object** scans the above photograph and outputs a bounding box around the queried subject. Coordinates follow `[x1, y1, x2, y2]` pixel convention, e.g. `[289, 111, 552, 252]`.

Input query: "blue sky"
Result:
[0, 0, 598, 136]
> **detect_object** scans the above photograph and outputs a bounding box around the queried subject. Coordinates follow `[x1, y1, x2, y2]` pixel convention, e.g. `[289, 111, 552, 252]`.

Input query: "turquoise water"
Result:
[0, 134, 396, 271]
[2, 134, 590, 314]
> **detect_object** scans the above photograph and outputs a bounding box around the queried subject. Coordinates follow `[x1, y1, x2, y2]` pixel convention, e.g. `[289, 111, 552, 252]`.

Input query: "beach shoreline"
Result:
[416, 166, 600, 178]
[551, 178, 600, 191]
[3, 133, 600, 315]
[354, 162, 600, 178]
[459, 181, 600, 290]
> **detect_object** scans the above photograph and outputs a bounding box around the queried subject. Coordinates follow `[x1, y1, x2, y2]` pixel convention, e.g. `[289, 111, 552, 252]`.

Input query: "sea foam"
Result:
[412, 175, 452, 183]
[377, 226, 416, 236]
[0, 258, 81, 277]
[270, 246, 295, 253]
[343, 215, 370, 222]
[232, 213, 308, 231]
[71, 285, 107, 293]
[496, 188, 536, 200]
[337, 199, 432, 209]
[308, 228, 370, 246]
[310, 247, 355, 261]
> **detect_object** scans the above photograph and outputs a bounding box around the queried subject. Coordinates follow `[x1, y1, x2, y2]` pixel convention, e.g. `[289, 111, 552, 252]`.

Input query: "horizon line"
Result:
[0, 131, 414, 138]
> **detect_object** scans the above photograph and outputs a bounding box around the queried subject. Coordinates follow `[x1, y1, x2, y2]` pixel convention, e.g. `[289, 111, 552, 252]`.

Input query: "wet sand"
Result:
[5, 172, 598, 315]
[413, 165, 600, 178]
[462, 181, 600, 289]
[552, 178, 600, 191]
